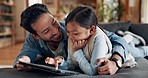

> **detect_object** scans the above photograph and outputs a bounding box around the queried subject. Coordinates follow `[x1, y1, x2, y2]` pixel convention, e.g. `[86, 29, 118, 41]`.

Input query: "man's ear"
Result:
[90, 25, 96, 35]
[31, 34, 40, 39]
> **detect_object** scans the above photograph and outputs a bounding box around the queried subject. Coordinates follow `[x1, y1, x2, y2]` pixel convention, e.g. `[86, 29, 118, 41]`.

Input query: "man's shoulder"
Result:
[24, 33, 43, 46]
[25, 33, 37, 41]
[59, 21, 65, 27]
[26, 33, 33, 38]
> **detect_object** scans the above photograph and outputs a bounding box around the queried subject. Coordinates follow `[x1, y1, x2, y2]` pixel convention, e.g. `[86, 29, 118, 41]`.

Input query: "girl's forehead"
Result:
[67, 22, 79, 29]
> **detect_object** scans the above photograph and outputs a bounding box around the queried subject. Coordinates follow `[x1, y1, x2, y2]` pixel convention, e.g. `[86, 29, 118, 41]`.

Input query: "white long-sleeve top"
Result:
[60, 27, 112, 75]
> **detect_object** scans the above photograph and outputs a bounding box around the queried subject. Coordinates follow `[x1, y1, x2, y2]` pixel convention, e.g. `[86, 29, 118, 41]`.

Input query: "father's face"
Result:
[31, 13, 62, 42]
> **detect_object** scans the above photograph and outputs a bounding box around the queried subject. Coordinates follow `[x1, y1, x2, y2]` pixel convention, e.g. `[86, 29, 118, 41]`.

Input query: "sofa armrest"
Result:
[129, 24, 148, 44]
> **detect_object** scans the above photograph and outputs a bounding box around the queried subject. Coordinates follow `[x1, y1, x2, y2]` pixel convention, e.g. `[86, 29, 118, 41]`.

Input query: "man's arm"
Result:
[106, 30, 129, 63]
[13, 34, 42, 69]
[97, 30, 129, 75]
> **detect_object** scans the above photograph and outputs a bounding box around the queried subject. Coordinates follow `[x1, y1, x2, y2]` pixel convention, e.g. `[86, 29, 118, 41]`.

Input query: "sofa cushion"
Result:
[98, 21, 131, 33]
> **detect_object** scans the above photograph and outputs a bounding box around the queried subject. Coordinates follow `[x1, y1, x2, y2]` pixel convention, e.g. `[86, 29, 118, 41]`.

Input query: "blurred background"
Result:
[0, 0, 148, 67]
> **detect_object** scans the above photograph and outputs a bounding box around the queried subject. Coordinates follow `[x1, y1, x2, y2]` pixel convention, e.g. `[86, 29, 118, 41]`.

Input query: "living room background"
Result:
[0, 0, 148, 68]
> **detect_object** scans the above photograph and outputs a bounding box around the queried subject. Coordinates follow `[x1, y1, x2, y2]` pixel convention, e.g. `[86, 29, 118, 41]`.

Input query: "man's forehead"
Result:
[31, 13, 53, 30]
[47, 14, 55, 23]
[36, 13, 55, 25]
[43, 13, 53, 20]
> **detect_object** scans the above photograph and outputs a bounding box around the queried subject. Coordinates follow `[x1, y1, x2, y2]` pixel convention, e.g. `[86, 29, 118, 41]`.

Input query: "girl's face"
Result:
[66, 21, 95, 42]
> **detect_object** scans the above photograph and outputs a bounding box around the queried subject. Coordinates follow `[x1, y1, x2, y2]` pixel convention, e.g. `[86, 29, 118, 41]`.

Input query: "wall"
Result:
[28, 0, 42, 6]
[14, 0, 43, 43]
[141, 0, 148, 23]
[42, 0, 59, 15]
[15, 0, 27, 42]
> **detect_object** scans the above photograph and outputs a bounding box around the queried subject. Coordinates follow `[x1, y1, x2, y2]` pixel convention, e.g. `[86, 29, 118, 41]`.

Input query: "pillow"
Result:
[98, 21, 131, 33]
[117, 30, 146, 46]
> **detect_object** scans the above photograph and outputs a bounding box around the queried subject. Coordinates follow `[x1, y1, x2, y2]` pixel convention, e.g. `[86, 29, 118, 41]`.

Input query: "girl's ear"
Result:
[31, 34, 40, 39]
[90, 25, 96, 35]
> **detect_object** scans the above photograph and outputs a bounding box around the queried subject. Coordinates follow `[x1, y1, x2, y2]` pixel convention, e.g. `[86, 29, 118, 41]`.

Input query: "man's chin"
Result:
[45, 40, 61, 43]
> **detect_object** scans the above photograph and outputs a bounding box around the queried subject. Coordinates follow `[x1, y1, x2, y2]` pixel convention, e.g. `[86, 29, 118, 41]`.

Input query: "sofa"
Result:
[99, 21, 148, 59]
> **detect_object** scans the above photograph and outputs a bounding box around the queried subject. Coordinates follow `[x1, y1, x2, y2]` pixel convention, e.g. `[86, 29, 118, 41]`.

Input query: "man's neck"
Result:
[47, 42, 60, 51]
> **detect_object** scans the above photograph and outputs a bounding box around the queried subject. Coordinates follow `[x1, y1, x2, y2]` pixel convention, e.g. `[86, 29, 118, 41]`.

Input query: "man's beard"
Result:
[45, 40, 61, 43]
[41, 38, 60, 43]
[41, 36, 62, 43]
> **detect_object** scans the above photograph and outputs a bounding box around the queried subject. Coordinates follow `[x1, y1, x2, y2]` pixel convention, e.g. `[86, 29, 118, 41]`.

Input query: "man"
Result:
[14, 3, 128, 75]
[14, 4, 68, 70]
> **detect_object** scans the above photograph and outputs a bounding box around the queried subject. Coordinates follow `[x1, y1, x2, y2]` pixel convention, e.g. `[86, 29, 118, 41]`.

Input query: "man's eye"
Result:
[52, 20, 56, 26]
[66, 32, 69, 35]
[44, 30, 49, 34]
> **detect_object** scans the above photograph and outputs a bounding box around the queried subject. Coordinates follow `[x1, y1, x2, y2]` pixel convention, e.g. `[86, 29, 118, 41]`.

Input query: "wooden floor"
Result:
[0, 43, 23, 66]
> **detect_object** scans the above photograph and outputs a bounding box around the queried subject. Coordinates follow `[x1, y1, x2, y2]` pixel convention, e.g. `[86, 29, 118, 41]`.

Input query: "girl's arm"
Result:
[73, 35, 109, 75]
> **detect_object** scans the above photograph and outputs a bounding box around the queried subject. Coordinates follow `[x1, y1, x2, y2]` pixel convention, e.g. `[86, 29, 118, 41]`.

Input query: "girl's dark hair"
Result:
[65, 5, 98, 29]
[20, 3, 51, 34]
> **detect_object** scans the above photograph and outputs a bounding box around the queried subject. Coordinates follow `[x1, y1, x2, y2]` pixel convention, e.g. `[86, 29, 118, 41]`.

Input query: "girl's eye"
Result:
[73, 33, 78, 35]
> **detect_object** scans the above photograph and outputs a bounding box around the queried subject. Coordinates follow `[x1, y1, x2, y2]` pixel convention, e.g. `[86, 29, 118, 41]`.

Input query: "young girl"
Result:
[45, 5, 112, 75]
[62, 5, 112, 75]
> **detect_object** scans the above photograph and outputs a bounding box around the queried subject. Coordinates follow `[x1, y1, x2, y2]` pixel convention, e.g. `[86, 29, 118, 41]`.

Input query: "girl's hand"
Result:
[72, 39, 87, 52]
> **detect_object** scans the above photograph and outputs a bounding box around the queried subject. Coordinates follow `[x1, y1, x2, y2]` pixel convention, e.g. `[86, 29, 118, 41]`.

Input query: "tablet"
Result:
[19, 61, 79, 76]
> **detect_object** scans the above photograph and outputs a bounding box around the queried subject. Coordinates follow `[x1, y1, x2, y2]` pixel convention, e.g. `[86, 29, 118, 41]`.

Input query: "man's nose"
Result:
[51, 27, 58, 35]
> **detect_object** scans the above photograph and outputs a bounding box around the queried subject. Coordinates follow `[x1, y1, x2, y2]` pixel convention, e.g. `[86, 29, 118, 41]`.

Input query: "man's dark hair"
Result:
[20, 4, 51, 34]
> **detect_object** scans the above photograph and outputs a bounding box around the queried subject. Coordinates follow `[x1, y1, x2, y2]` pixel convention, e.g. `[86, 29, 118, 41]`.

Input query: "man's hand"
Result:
[96, 58, 118, 75]
[15, 56, 31, 71]
[45, 56, 63, 70]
